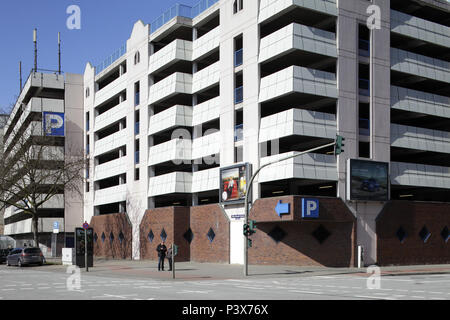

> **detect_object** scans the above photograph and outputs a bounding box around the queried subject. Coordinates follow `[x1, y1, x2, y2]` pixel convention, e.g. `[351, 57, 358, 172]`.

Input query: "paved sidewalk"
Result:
[40, 258, 450, 281]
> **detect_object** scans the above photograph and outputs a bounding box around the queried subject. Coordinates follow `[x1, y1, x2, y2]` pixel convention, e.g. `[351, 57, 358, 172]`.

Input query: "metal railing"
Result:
[135, 122, 140, 135]
[135, 151, 140, 164]
[235, 124, 244, 142]
[95, 44, 127, 75]
[235, 86, 243, 104]
[150, 0, 219, 34]
[359, 39, 370, 57]
[359, 79, 370, 96]
[359, 118, 370, 136]
[135, 92, 140, 107]
[235, 49, 243, 67]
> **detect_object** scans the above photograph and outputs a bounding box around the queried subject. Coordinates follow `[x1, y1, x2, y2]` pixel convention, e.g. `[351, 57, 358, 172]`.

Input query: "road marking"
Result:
[37, 287, 51, 290]
[238, 286, 265, 290]
[290, 290, 324, 295]
[411, 296, 425, 299]
[353, 295, 396, 300]
[176, 290, 210, 294]
[1, 289, 15, 291]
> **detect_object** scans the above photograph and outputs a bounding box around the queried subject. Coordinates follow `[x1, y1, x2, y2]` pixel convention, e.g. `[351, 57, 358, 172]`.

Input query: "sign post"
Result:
[82, 222, 89, 272]
[172, 244, 178, 279]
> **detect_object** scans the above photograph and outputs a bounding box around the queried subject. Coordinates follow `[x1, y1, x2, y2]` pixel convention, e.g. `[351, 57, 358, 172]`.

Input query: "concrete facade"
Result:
[83, 0, 450, 266]
[2, 72, 84, 253]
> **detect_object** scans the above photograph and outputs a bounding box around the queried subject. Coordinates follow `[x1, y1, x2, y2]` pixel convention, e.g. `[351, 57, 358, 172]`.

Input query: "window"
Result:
[134, 51, 140, 65]
[85, 87, 90, 98]
[233, 0, 243, 14]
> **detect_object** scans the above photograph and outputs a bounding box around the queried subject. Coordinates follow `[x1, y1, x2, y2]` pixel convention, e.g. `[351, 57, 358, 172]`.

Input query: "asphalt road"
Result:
[0, 264, 449, 301]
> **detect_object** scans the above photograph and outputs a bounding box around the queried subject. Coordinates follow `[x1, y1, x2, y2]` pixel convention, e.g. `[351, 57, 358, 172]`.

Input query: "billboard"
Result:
[43, 112, 65, 136]
[220, 163, 252, 203]
[347, 159, 389, 201]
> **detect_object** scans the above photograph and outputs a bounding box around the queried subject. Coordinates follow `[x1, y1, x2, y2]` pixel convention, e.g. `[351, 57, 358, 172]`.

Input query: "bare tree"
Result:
[0, 121, 85, 247]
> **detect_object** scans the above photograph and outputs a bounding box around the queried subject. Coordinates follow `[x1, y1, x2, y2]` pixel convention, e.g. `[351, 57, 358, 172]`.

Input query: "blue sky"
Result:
[0, 0, 194, 112]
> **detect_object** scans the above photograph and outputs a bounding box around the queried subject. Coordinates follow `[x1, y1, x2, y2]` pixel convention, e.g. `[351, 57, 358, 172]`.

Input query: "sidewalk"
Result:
[40, 258, 450, 281]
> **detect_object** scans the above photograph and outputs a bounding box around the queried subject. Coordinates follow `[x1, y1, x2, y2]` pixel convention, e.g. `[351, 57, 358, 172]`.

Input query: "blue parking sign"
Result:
[43, 112, 65, 136]
[302, 198, 319, 218]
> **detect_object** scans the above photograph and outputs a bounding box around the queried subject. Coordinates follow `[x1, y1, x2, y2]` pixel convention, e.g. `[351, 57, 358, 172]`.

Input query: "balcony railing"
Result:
[359, 79, 370, 97]
[235, 86, 243, 104]
[95, 44, 127, 75]
[359, 39, 370, 57]
[235, 124, 244, 142]
[135, 151, 140, 164]
[150, 0, 219, 34]
[359, 118, 370, 136]
[135, 92, 140, 107]
[135, 122, 140, 135]
[235, 49, 243, 67]
[86, 120, 90, 132]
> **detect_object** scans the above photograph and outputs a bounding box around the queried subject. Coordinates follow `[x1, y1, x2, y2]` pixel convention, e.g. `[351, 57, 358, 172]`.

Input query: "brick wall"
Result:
[190, 204, 230, 263]
[139, 207, 191, 262]
[139, 204, 230, 263]
[248, 196, 357, 267]
[377, 201, 450, 266]
[90, 213, 132, 259]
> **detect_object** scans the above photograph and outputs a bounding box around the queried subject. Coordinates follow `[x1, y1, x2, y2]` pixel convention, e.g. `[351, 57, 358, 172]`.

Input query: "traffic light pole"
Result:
[243, 140, 337, 276]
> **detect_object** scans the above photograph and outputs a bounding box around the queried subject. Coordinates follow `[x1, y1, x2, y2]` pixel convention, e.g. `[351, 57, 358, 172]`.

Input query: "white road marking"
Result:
[290, 290, 324, 295]
[176, 290, 210, 294]
[237, 286, 266, 290]
[353, 295, 396, 300]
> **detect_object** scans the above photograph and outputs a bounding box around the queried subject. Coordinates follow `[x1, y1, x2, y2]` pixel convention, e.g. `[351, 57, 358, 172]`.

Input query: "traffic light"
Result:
[247, 239, 253, 248]
[249, 220, 257, 235]
[334, 135, 345, 156]
[243, 224, 250, 237]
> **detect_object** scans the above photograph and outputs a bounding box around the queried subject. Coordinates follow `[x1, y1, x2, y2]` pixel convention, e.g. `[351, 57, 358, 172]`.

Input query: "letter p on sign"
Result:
[43, 112, 65, 137]
[302, 198, 319, 219]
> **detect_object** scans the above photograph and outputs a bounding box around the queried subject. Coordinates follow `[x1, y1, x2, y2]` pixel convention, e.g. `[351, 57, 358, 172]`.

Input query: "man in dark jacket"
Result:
[156, 242, 167, 271]
[166, 245, 173, 272]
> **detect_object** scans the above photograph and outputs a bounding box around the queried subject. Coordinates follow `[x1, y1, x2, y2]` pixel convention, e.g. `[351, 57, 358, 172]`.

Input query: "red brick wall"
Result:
[249, 221, 356, 267]
[139, 207, 190, 262]
[90, 213, 132, 259]
[139, 205, 230, 263]
[377, 201, 450, 266]
[190, 204, 230, 263]
[248, 196, 357, 267]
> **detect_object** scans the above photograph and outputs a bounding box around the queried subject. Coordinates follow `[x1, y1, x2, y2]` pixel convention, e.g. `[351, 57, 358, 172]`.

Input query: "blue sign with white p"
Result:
[43, 112, 65, 136]
[302, 198, 319, 219]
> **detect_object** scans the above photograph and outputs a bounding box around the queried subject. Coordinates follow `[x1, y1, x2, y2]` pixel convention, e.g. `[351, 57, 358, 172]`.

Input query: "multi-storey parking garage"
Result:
[2, 71, 84, 253]
[84, 0, 450, 266]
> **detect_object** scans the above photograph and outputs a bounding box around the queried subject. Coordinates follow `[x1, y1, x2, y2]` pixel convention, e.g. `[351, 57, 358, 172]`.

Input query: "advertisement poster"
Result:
[220, 164, 251, 203]
[348, 159, 389, 201]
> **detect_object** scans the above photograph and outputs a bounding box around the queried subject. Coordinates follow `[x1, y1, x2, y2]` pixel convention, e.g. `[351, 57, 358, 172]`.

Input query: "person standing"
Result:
[166, 245, 173, 272]
[156, 242, 167, 271]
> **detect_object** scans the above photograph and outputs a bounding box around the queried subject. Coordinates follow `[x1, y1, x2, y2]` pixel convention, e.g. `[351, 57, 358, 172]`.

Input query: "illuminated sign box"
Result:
[346, 159, 389, 201]
[219, 163, 252, 204]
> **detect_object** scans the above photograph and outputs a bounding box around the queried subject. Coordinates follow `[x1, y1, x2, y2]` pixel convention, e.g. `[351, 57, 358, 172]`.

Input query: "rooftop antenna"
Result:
[33, 28, 37, 72]
[19, 61, 23, 93]
[58, 32, 61, 74]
